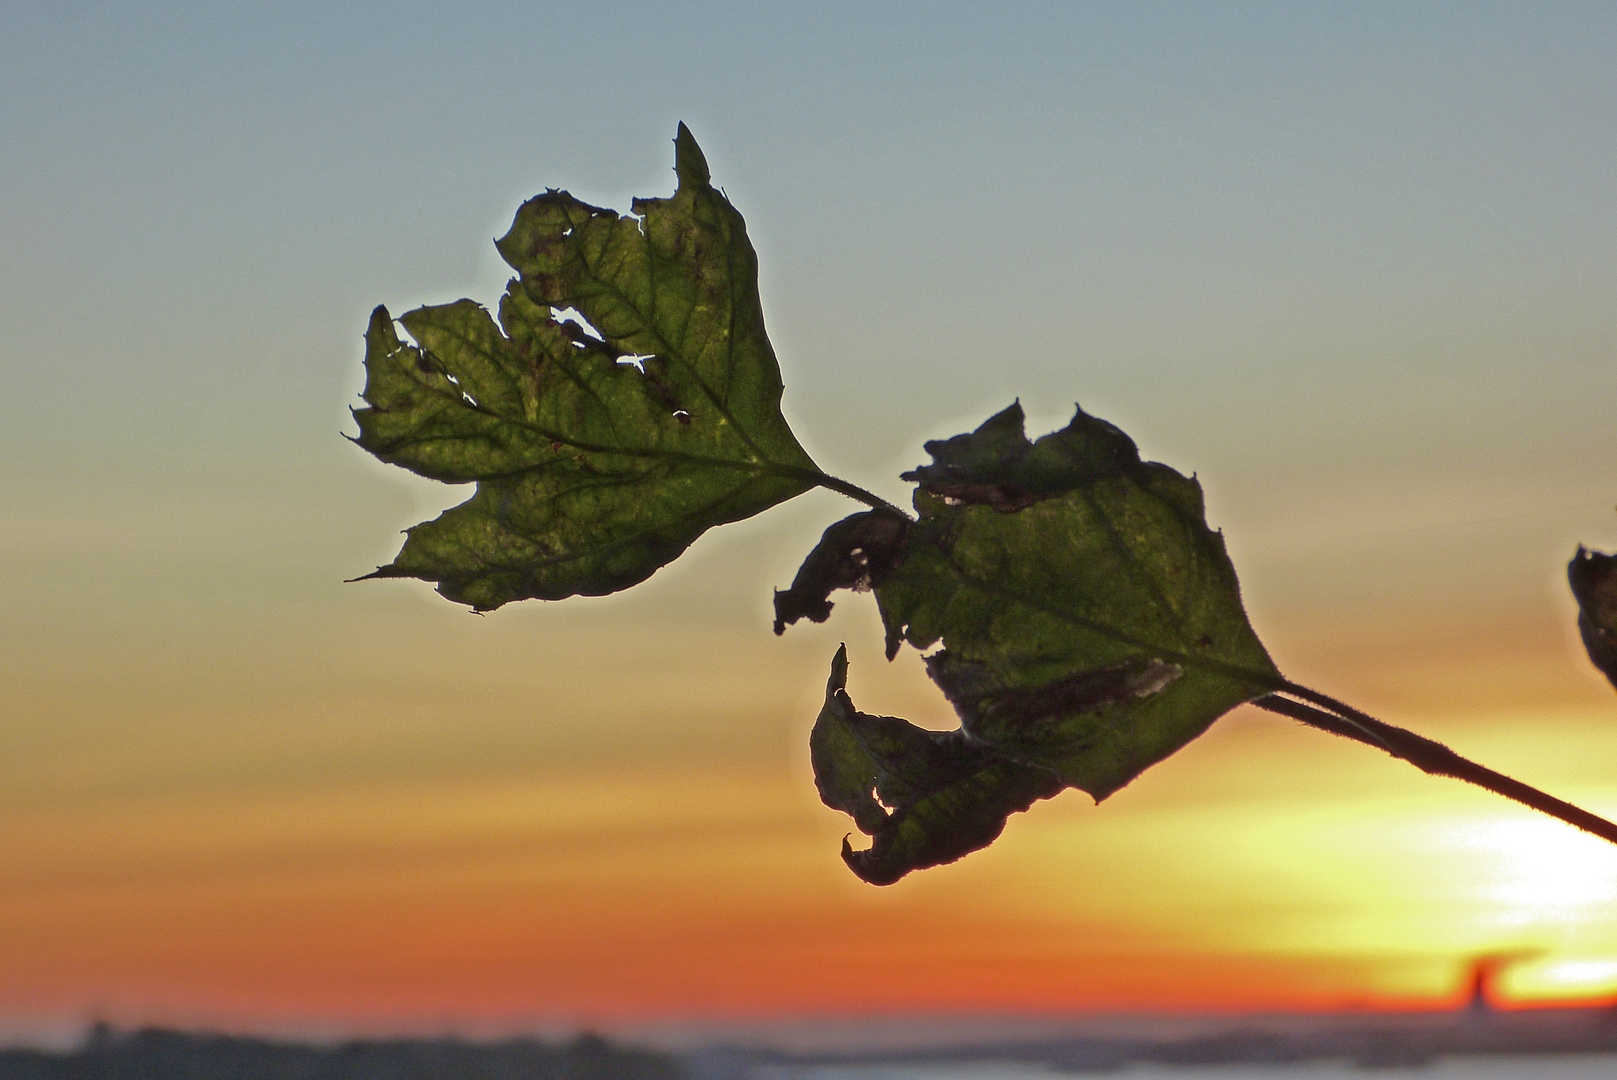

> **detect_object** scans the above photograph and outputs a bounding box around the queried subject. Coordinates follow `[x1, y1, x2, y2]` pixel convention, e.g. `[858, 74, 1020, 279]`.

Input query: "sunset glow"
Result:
[3, 0, 1616, 1043]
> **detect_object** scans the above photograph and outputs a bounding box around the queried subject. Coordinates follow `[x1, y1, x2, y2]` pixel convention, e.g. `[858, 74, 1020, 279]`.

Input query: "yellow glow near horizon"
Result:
[7, 681, 1617, 1022]
[971, 694, 1617, 1008]
[1516, 958, 1617, 999]
[1432, 813, 1617, 924]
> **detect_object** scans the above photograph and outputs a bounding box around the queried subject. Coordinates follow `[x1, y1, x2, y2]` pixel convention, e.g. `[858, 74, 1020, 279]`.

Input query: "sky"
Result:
[3, 0, 1617, 1045]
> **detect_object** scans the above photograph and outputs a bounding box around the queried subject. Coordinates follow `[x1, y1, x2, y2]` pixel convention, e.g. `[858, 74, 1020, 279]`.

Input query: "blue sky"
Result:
[7, 1, 1613, 481]
[6, 0, 1612, 639]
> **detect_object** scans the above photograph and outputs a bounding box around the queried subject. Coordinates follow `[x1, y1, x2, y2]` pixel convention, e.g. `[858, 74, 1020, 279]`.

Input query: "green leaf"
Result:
[872, 402, 1281, 799]
[1570, 546, 1617, 691]
[352, 125, 820, 610]
[810, 645, 1063, 885]
[792, 405, 1282, 880]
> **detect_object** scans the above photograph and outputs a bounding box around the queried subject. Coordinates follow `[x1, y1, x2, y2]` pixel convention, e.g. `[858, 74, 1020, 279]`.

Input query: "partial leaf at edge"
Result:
[1570, 546, 1617, 691]
[352, 126, 820, 609]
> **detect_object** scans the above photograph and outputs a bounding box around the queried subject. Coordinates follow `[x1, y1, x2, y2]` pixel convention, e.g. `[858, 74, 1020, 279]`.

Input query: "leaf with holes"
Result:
[875, 402, 1282, 800]
[352, 125, 820, 609]
[782, 402, 1283, 877]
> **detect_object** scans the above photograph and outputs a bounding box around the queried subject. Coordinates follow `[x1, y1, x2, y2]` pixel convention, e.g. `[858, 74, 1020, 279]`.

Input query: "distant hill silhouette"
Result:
[0, 1026, 685, 1080]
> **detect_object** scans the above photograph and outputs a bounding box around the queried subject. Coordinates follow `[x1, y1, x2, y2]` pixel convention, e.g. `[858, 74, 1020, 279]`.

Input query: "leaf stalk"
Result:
[778, 466, 913, 521]
[1256, 692, 1617, 847]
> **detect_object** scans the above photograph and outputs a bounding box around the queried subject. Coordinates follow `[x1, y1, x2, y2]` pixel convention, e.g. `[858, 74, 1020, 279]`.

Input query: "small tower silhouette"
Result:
[1462, 951, 1537, 1018]
[1466, 956, 1497, 1015]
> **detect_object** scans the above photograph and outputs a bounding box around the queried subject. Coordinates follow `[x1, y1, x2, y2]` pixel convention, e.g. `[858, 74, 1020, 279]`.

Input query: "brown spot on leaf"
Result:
[920, 478, 1050, 512]
[926, 652, 1183, 736]
[527, 272, 560, 300]
[638, 358, 685, 416]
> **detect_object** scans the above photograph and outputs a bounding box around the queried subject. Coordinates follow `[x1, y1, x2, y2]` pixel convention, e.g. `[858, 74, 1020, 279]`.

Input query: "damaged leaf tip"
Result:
[773, 511, 909, 634]
[828, 642, 849, 694]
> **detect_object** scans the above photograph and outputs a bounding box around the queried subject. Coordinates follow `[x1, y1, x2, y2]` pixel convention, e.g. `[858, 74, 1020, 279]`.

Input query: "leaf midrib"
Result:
[569, 195, 780, 466]
[463, 472, 793, 577]
[933, 549, 1285, 696]
[394, 360, 821, 483]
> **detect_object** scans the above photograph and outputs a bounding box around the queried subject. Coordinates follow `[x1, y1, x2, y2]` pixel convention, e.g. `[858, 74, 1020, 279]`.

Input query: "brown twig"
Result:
[1255, 692, 1617, 846]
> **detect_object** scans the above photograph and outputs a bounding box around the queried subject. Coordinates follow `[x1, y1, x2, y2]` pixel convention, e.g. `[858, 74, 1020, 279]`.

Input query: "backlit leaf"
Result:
[810, 645, 1063, 885]
[876, 402, 1281, 799]
[793, 404, 1282, 880]
[352, 125, 820, 609]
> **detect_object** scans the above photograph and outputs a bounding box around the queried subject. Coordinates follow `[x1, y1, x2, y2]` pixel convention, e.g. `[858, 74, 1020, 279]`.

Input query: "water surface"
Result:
[759, 1056, 1617, 1080]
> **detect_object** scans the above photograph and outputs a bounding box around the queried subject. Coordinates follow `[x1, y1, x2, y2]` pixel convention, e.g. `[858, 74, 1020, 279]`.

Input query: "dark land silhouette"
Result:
[11, 963, 1617, 1080]
[684, 1000, 1617, 1077]
[0, 1026, 683, 1080]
